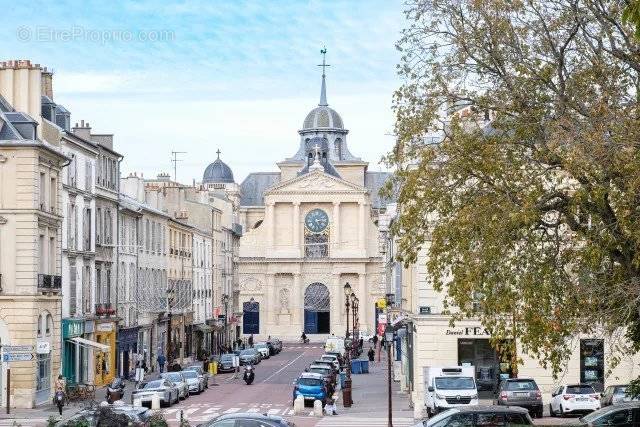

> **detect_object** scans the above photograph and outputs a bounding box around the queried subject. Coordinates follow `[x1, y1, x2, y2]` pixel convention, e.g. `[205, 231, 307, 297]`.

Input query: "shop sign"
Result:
[96, 323, 113, 332]
[419, 306, 431, 314]
[36, 341, 50, 354]
[62, 319, 84, 339]
[446, 327, 490, 336]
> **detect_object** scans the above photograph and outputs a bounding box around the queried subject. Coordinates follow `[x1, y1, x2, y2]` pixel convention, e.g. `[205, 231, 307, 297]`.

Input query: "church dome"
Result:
[203, 157, 234, 184]
[303, 106, 344, 130]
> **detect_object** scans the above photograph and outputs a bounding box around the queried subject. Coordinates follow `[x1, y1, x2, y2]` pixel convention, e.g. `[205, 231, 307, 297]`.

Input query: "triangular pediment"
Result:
[266, 169, 366, 194]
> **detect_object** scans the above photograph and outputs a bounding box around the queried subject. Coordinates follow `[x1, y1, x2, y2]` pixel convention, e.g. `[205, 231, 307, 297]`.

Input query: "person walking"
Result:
[248, 334, 254, 348]
[368, 346, 375, 362]
[157, 352, 166, 373]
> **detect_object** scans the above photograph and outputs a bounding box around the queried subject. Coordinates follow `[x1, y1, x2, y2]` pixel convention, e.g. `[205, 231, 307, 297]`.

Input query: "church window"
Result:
[334, 139, 342, 159]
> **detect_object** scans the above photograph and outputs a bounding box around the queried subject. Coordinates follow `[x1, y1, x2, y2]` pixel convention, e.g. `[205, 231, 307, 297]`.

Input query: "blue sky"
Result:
[1, 1, 405, 182]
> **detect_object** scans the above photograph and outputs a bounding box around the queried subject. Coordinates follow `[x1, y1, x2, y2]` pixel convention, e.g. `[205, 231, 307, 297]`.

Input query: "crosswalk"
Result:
[285, 345, 321, 350]
[0, 419, 47, 426]
[162, 402, 298, 423]
[316, 417, 417, 426]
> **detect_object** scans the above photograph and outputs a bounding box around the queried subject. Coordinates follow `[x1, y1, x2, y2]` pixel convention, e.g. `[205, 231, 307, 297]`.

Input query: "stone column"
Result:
[267, 202, 275, 249]
[265, 274, 275, 330]
[293, 202, 300, 251]
[358, 201, 366, 252]
[332, 274, 343, 335]
[332, 201, 340, 249]
[293, 273, 302, 327]
[358, 273, 368, 332]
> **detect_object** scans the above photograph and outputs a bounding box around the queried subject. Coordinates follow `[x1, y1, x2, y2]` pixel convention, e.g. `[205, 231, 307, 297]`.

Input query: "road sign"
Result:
[3, 353, 34, 362]
[2, 345, 33, 353]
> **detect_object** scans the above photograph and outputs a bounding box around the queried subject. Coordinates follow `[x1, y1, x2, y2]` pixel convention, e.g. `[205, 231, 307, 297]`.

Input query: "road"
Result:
[162, 343, 325, 426]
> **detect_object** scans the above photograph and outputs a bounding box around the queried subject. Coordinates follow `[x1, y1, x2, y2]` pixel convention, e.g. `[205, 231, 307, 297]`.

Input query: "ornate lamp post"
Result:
[343, 282, 353, 407]
[353, 296, 359, 357]
[222, 293, 230, 348]
[350, 293, 356, 358]
[385, 293, 395, 427]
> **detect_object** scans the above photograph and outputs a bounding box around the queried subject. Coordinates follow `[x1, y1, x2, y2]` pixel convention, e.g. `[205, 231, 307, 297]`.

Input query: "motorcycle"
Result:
[54, 390, 65, 415]
[243, 365, 255, 385]
[106, 377, 126, 403]
[300, 336, 310, 344]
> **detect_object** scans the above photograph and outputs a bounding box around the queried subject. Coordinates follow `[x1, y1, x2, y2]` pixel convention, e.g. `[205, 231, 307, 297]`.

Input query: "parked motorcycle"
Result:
[54, 390, 65, 415]
[243, 365, 255, 385]
[106, 377, 126, 403]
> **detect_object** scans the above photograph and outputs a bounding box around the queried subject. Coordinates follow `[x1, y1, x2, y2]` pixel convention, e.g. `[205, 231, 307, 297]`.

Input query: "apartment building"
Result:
[0, 60, 67, 408]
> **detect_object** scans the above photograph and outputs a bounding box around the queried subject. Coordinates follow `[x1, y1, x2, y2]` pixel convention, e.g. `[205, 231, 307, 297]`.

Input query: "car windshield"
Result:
[185, 367, 201, 373]
[310, 368, 328, 374]
[434, 377, 476, 390]
[505, 380, 538, 391]
[143, 380, 163, 389]
[256, 343, 267, 348]
[182, 371, 197, 379]
[164, 373, 182, 382]
[241, 349, 256, 356]
[566, 385, 596, 394]
[426, 409, 461, 427]
[220, 354, 234, 361]
[614, 386, 628, 395]
[298, 378, 323, 386]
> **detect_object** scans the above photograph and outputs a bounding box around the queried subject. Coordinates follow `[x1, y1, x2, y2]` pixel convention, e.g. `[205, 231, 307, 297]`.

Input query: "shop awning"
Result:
[69, 337, 110, 353]
[195, 324, 213, 333]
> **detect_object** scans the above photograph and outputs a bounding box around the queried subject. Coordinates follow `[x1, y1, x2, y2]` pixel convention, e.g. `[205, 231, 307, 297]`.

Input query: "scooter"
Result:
[54, 390, 65, 415]
[300, 337, 310, 344]
[243, 365, 255, 385]
[106, 377, 126, 403]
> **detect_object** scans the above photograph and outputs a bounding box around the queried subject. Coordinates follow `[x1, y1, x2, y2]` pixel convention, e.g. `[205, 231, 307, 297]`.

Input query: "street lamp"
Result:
[350, 293, 356, 357]
[166, 285, 175, 364]
[343, 282, 353, 408]
[222, 293, 230, 348]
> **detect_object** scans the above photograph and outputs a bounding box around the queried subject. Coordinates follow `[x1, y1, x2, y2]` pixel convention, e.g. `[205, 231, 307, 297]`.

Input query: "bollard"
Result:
[293, 396, 305, 415]
[133, 398, 142, 407]
[151, 394, 160, 410]
[313, 399, 324, 417]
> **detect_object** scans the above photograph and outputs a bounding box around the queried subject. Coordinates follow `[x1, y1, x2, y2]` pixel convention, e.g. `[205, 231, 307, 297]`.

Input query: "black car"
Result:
[580, 402, 640, 426]
[418, 405, 532, 427]
[217, 353, 237, 373]
[197, 412, 295, 427]
[239, 348, 260, 365]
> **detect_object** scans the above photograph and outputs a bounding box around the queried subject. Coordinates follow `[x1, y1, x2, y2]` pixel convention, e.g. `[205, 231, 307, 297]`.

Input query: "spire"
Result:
[318, 47, 330, 106]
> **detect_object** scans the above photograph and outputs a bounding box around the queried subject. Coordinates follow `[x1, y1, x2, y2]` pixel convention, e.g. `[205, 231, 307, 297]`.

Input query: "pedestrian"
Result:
[372, 334, 378, 348]
[368, 347, 375, 362]
[248, 334, 254, 347]
[157, 353, 166, 373]
[324, 397, 338, 416]
[359, 338, 363, 351]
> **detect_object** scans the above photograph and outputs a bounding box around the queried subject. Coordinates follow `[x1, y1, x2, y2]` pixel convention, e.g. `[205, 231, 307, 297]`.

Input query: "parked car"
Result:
[131, 379, 179, 407]
[495, 378, 543, 418]
[239, 348, 261, 365]
[292, 373, 328, 405]
[312, 359, 337, 373]
[265, 340, 276, 356]
[181, 369, 205, 394]
[271, 338, 283, 353]
[217, 353, 237, 373]
[324, 336, 346, 356]
[255, 342, 271, 359]
[413, 405, 533, 427]
[161, 372, 189, 399]
[550, 384, 600, 416]
[320, 354, 340, 370]
[579, 401, 640, 426]
[308, 364, 335, 386]
[184, 365, 210, 389]
[197, 412, 295, 427]
[601, 384, 638, 407]
[61, 405, 152, 426]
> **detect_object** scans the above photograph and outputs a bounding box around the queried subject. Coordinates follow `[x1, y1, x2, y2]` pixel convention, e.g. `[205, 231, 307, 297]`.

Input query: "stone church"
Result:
[202, 60, 391, 339]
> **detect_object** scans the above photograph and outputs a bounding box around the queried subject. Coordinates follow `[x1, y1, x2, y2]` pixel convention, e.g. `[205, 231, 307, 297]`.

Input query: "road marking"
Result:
[261, 350, 307, 383]
[224, 407, 241, 414]
[316, 417, 416, 426]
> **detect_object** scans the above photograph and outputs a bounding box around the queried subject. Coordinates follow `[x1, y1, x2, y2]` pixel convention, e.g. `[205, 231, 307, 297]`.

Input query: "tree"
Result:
[387, 0, 640, 377]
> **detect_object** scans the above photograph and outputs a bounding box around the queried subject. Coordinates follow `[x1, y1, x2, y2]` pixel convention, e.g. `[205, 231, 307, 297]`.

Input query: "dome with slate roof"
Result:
[203, 151, 234, 184]
[303, 106, 343, 130]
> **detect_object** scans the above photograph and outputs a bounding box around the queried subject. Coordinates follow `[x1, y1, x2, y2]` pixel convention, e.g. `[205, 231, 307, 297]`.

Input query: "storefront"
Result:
[117, 326, 139, 380]
[94, 320, 117, 386]
[62, 319, 84, 385]
[410, 315, 640, 419]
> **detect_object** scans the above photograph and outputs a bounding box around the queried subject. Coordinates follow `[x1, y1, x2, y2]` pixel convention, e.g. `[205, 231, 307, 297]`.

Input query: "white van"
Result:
[324, 336, 345, 356]
[424, 366, 479, 415]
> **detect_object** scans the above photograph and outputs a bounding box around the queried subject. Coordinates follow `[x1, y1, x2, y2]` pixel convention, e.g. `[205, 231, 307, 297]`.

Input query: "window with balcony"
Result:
[96, 266, 102, 303]
[85, 160, 92, 191]
[69, 259, 77, 316]
[49, 177, 57, 213]
[83, 208, 91, 251]
[96, 208, 102, 244]
[67, 154, 77, 187]
[83, 263, 91, 313]
[39, 172, 46, 210]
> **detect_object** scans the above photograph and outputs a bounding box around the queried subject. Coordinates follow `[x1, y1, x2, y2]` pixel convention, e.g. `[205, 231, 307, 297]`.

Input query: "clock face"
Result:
[305, 209, 329, 233]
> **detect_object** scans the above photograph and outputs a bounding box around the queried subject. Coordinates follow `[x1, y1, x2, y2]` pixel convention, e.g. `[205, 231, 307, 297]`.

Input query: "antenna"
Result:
[171, 151, 186, 183]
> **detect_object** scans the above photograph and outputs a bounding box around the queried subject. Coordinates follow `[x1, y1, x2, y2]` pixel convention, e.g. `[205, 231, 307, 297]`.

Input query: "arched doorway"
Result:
[304, 283, 330, 334]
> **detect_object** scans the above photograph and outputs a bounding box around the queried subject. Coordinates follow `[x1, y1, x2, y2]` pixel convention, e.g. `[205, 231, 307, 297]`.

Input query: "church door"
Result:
[243, 300, 260, 335]
[304, 283, 330, 334]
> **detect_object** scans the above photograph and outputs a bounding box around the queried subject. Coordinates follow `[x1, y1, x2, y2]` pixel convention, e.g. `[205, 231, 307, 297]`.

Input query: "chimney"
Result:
[0, 60, 43, 135]
[41, 67, 53, 99]
[72, 119, 92, 141]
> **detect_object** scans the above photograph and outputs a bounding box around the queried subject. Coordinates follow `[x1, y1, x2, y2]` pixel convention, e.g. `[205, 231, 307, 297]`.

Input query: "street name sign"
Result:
[3, 345, 33, 353]
[3, 353, 34, 362]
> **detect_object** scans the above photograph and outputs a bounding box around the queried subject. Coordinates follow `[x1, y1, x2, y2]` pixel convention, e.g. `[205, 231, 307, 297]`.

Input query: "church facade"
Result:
[202, 63, 391, 339]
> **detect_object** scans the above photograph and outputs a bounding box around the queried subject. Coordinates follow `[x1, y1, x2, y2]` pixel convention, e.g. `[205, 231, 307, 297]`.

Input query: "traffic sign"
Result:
[3, 345, 33, 353]
[3, 353, 34, 362]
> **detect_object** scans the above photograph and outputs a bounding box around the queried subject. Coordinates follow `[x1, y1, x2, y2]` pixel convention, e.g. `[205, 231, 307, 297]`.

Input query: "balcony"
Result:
[95, 303, 116, 317]
[38, 274, 62, 293]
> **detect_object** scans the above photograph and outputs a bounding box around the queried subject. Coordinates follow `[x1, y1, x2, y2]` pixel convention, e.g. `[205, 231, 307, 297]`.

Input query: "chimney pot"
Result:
[81, 119, 84, 127]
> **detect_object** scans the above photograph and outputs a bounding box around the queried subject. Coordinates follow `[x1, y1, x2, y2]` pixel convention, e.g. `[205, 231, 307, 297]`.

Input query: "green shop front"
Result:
[62, 319, 84, 385]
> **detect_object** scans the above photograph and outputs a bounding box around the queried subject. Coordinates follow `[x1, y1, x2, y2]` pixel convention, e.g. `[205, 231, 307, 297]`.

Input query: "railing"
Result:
[38, 274, 62, 292]
[95, 303, 116, 316]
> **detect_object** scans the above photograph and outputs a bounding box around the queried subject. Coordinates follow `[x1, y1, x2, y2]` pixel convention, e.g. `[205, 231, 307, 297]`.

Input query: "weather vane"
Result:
[318, 47, 330, 76]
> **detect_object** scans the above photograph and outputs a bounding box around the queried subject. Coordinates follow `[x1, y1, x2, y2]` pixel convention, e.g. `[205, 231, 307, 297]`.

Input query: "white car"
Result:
[254, 342, 270, 359]
[181, 369, 204, 394]
[550, 384, 600, 416]
[161, 372, 189, 400]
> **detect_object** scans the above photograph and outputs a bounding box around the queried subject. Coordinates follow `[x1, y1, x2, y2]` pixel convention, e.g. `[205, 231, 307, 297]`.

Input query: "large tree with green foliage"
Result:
[388, 0, 640, 377]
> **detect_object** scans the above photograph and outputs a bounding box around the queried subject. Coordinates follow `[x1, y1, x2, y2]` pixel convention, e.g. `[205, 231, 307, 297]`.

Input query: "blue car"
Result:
[293, 373, 327, 405]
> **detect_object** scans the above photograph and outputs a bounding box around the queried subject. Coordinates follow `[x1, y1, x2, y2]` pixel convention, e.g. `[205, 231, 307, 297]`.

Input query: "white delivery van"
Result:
[424, 366, 479, 416]
[324, 336, 346, 356]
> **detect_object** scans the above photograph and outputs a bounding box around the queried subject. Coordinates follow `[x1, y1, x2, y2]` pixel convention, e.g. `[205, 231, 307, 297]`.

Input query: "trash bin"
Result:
[360, 359, 369, 373]
[351, 359, 362, 374]
[209, 361, 218, 375]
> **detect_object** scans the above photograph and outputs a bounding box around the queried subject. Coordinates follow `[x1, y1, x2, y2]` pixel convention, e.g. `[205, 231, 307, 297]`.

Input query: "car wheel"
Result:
[560, 405, 565, 418]
[549, 403, 555, 417]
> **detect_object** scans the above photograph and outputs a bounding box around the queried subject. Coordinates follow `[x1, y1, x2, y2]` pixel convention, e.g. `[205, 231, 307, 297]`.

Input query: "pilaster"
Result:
[332, 201, 340, 250]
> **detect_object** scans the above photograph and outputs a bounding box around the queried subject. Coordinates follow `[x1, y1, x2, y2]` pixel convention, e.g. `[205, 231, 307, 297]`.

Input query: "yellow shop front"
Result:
[93, 320, 117, 386]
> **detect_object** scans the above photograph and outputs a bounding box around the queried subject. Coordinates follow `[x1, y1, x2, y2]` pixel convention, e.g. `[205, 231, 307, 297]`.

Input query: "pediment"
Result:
[266, 170, 366, 194]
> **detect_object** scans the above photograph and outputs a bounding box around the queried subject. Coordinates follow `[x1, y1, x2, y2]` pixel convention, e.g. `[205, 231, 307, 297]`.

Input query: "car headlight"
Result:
[471, 393, 478, 399]
[436, 393, 446, 400]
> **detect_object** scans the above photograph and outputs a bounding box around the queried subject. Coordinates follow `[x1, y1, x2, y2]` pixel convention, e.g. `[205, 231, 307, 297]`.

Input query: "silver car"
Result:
[161, 372, 189, 399]
[131, 379, 179, 407]
[181, 369, 205, 394]
[184, 365, 209, 389]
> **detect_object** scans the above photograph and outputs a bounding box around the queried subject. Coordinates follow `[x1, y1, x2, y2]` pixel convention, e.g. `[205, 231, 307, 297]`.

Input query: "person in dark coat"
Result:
[248, 334, 254, 347]
[368, 347, 375, 362]
[372, 334, 379, 348]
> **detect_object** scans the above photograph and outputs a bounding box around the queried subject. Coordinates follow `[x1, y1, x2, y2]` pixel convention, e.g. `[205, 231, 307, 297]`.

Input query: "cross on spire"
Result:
[317, 47, 330, 106]
[216, 149, 221, 159]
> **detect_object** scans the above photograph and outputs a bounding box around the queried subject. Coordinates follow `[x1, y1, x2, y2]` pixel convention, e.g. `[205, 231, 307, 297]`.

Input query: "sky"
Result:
[1, 1, 406, 183]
